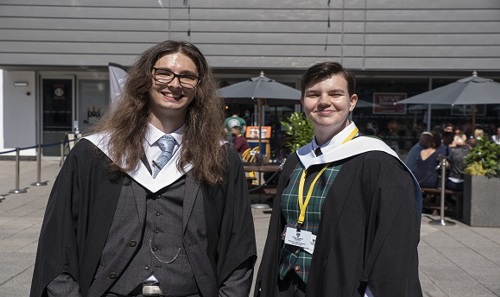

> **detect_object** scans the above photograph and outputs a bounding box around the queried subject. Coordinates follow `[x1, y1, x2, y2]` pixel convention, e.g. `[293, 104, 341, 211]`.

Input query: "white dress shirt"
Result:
[85, 123, 192, 193]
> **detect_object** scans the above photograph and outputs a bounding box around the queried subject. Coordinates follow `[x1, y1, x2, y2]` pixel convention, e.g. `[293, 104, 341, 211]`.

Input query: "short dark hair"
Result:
[299, 61, 357, 96]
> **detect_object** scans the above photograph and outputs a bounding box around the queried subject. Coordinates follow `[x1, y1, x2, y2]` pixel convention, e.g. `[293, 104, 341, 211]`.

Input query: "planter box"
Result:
[462, 175, 500, 227]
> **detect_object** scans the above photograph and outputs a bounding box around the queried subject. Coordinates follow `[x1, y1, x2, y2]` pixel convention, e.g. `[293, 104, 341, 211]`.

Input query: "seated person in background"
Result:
[450, 126, 467, 147]
[474, 128, 484, 140]
[492, 127, 500, 144]
[441, 131, 454, 157]
[446, 138, 476, 191]
[405, 131, 433, 173]
[443, 123, 454, 133]
[231, 125, 250, 156]
[224, 108, 247, 141]
[414, 133, 443, 188]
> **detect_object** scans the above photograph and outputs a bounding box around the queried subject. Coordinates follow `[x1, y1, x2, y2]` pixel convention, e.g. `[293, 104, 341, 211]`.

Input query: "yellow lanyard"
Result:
[296, 127, 359, 227]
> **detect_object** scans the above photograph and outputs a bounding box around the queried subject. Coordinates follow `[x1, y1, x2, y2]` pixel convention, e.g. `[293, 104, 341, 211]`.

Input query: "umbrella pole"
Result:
[472, 104, 476, 131]
[426, 104, 432, 132]
[258, 99, 263, 166]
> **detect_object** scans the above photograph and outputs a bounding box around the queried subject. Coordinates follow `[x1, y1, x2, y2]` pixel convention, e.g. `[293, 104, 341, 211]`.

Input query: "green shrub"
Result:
[464, 137, 500, 178]
[280, 112, 314, 153]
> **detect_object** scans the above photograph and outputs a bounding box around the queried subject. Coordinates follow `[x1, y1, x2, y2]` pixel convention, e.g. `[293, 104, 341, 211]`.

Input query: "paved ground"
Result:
[1, 159, 500, 296]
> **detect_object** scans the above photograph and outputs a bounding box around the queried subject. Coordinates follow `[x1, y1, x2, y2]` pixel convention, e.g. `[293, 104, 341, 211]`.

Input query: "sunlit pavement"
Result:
[1, 160, 500, 297]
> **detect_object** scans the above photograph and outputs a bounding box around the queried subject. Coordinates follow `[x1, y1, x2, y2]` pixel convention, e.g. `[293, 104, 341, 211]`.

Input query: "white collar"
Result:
[84, 125, 192, 193]
[298, 122, 359, 167]
[299, 134, 421, 214]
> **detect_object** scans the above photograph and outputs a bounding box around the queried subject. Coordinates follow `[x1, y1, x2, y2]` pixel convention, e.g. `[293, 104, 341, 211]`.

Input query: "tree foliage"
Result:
[280, 112, 314, 153]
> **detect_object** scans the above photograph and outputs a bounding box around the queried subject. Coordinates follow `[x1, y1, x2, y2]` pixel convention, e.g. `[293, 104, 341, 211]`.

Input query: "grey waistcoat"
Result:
[87, 175, 204, 296]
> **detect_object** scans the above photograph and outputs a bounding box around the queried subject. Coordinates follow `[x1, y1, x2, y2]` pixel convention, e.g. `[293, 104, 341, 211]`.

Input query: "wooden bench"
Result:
[421, 187, 463, 219]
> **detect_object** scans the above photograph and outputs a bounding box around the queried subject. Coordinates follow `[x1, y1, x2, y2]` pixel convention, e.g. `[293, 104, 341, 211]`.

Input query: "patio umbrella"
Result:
[218, 71, 301, 156]
[218, 71, 301, 105]
[356, 100, 371, 108]
[394, 71, 500, 129]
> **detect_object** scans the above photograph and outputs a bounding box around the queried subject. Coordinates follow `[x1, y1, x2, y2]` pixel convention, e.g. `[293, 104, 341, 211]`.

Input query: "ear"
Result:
[349, 94, 358, 112]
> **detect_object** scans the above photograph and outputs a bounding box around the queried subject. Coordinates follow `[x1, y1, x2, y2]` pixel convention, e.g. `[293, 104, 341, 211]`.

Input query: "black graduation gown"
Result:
[30, 139, 256, 297]
[255, 151, 422, 297]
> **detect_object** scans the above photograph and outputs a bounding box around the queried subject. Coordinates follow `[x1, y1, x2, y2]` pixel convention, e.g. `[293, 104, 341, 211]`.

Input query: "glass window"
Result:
[78, 79, 110, 134]
[354, 77, 429, 156]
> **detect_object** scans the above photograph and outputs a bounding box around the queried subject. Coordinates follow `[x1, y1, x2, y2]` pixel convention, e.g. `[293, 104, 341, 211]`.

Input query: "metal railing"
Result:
[0, 134, 80, 199]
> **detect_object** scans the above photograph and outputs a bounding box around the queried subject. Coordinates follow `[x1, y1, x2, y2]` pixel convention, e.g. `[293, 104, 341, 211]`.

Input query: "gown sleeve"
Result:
[216, 147, 257, 296]
[30, 142, 86, 297]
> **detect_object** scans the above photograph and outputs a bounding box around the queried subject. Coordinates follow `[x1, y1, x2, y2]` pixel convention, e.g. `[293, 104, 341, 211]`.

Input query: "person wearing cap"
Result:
[224, 108, 247, 139]
[231, 125, 250, 155]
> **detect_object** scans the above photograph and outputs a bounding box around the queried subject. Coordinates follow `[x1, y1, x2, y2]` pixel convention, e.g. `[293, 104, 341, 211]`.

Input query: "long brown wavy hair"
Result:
[95, 40, 227, 185]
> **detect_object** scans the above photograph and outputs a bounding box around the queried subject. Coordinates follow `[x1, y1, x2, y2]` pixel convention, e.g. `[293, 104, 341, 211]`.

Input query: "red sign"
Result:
[373, 93, 407, 114]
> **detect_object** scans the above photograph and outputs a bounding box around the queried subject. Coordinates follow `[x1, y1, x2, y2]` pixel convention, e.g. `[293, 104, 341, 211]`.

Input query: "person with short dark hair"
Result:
[443, 123, 454, 133]
[30, 40, 256, 297]
[441, 131, 454, 157]
[255, 61, 422, 297]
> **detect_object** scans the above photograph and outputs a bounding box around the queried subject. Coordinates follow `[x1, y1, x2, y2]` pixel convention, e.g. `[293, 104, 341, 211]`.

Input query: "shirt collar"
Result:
[298, 122, 359, 165]
[145, 123, 184, 146]
[314, 122, 358, 155]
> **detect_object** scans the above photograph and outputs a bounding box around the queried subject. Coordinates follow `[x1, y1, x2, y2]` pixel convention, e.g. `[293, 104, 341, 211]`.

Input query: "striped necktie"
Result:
[152, 135, 176, 178]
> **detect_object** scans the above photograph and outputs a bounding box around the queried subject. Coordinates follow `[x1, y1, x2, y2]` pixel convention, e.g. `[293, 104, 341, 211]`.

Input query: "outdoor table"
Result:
[243, 164, 282, 209]
[243, 164, 282, 173]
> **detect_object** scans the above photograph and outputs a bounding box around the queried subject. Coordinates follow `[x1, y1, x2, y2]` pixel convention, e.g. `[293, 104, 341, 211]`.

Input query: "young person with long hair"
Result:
[31, 40, 256, 297]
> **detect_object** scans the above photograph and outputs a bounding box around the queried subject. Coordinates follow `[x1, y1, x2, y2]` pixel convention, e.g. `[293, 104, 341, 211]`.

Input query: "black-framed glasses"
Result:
[152, 67, 201, 89]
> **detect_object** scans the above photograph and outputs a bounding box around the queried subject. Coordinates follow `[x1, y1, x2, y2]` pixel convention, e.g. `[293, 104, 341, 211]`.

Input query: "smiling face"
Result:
[148, 52, 198, 129]
[301, 74, 358, 144]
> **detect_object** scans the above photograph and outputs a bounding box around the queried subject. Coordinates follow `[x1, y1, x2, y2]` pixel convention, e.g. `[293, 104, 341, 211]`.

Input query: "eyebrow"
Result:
[153, 67, 198, 76]
[305, 88, 346, 94]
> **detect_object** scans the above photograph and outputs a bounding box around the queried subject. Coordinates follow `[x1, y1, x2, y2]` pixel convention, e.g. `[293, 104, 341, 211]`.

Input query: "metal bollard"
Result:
[429, 157, 455, 226]
[9, 147, 28, 194]
[60, 142, 65, 167]
[31, 143, 48, 186]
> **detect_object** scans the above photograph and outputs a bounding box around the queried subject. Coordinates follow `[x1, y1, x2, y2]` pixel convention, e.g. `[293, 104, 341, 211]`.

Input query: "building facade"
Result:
[1, 0, 499, 157]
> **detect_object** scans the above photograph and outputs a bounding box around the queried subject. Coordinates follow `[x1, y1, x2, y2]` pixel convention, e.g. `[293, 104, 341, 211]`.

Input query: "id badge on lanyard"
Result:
[284, 226, 316, 254]
[283, 127, 358, 255]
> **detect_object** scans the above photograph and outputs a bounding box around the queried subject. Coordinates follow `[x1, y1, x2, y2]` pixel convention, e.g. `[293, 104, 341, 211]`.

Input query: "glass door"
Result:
[41, 78, 74, 156]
